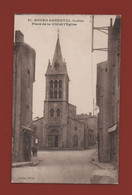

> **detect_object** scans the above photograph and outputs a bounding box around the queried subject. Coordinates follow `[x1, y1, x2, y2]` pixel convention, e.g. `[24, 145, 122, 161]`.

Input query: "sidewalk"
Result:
[12, 156, 39, 168]
[91, 149, 118, 182]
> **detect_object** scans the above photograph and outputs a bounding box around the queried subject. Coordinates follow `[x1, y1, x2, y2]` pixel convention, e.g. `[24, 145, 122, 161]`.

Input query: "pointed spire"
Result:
[46, 59, 52, 74]
[52, 31, 63, 66]
[45, 32, 69, 76]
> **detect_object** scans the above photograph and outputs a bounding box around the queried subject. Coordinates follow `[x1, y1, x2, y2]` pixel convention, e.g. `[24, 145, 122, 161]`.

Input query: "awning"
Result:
[108, 124, 117, 133]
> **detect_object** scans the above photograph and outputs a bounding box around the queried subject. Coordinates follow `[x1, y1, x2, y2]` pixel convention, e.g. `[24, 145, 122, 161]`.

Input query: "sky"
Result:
[14, 14, 116, 119]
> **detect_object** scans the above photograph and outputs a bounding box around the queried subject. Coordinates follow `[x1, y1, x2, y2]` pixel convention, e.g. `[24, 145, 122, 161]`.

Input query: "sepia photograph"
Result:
[11, 14, 121, 184]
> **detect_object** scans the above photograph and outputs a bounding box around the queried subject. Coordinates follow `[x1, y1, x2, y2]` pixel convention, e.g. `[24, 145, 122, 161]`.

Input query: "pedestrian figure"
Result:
[34, 146, 37, 156]
[24, 141, 30, 161]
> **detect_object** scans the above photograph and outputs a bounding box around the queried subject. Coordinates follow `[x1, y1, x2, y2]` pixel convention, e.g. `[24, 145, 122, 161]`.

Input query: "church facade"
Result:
[40, 34, 95, 149]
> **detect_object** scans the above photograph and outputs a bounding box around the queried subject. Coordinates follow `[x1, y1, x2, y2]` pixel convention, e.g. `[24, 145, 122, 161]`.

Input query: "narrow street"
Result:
[12, 148, 100, 183]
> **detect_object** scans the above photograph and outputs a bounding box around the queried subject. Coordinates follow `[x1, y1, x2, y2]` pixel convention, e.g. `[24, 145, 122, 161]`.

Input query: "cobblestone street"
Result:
[12, 148, 100, 183]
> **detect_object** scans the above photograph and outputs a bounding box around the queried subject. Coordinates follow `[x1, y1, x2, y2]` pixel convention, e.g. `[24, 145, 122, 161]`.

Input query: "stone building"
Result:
[33, 34, 96, 150]
[96, 16, 121, 163]
[76, 113, 98, 148]
[12, 31, 36, 162]
[42, 35, 85, 149]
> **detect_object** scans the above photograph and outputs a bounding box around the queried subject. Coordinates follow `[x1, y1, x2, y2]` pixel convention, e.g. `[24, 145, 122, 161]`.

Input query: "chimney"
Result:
[15, 30, 24, 43]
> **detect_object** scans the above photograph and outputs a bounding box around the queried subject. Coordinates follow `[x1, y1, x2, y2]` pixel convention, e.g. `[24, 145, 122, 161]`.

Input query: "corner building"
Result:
[43, 35, 85, 149]
[96, 16, 121, 163]
[12, 31, 36, 161]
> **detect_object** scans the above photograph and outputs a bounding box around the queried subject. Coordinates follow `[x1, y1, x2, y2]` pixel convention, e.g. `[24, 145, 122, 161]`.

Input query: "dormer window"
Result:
[54, 61, 59, 68]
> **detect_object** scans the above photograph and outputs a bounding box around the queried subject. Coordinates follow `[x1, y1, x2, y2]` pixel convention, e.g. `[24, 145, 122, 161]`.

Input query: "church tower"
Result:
[43, 33, 69, 148]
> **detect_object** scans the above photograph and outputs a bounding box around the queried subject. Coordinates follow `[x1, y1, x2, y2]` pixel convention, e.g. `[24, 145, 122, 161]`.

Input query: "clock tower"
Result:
[43, 34, 70, 148]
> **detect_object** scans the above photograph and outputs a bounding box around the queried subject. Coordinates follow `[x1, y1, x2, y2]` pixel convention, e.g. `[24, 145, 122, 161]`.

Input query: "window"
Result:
[50, 80, 53, 88]
[50, 91, 53, 98]
[50, 109, 54, 117]
[57, 109, 60, 117]
[74, 126, 77, 131]
[54, 90, 57, 98]
[59, 80, 62, 88]
[54, 61, 59, 68]
[59, 90, 62, 98]
[27, 69, 30, 88]
[54, 80, 58, 88]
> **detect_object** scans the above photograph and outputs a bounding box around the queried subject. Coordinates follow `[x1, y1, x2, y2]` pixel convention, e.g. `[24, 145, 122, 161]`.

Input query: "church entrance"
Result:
[47, 128, 61, 148]
[48, 134, 59, 147]
[50, 135, 58, 147]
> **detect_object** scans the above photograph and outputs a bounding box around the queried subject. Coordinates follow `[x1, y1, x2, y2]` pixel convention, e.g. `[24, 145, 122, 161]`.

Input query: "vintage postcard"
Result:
[12, 14, 121, 184]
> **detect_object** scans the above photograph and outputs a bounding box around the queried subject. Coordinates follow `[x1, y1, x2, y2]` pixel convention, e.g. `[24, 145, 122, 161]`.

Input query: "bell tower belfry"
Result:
[43, 33, 69, 148]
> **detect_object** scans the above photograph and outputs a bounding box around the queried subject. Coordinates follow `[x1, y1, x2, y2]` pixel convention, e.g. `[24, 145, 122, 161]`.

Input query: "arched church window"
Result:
[59, 90, 62, 98]
[54, 90, 57, 98]
[50, 109, 54, 117]
[50, 91, 53, 98]
[50, 80, 53, 88]
[57, 109, 60, 117]
[59, 80, 62, 88]
[54, 80, 58, 88]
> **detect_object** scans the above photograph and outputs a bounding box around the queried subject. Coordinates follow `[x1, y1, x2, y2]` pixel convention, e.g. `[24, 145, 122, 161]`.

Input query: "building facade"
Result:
[42, 35, 85, 149]
[12, 31, 36, 162]
[76, 113, 98, 148]
[96, 16, 121, 163]
[33, 35, 97, 150]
